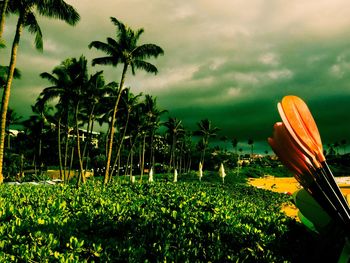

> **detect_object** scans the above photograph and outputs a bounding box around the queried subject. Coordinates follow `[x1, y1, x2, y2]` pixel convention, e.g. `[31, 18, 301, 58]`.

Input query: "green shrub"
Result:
[0, 180, 325, 262]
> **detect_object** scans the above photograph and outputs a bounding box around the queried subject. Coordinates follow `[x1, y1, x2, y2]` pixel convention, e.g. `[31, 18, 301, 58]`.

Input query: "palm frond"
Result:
[89, 40, 113, 54]
[134, 28, 145, 41]
[132, 44, 164, 59]
[110, 17, 127, 37]
[40, 72, 59, 85]
[36, 0, 80, 26]
[25, 12, 43, 51]
[133, 60, 158, 75]
[91, 56, 118, 67]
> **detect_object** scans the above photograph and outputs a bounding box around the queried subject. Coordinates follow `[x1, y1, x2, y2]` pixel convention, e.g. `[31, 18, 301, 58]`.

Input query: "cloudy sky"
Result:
[2, 0, 350, 153]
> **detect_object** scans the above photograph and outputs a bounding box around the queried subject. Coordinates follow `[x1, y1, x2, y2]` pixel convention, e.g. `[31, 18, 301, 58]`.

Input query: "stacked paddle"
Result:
[268, 95, 350, 235]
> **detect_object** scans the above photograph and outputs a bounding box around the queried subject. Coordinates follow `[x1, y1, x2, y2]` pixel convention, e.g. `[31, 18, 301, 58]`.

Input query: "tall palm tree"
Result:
[89, 17, 164, 184]
[65, 56, 89, 185]
[248, 138, 254, 157]
[39, 56, 87, 182]
[231, 137, 238, 155]
[79, 71, 112, 172]
[341, 139, 347, 155]
[123, 101, 145, 178]
[143, 95, 167, 170]
[110, 88, 142, 178]
[40, 56, 88, 183]
[21, 102, 53, 174]
[0, 0, 79, 183]
[164, 117, 184, 171]
[194, 119, 220, 168]
[220, 135, 228, 152]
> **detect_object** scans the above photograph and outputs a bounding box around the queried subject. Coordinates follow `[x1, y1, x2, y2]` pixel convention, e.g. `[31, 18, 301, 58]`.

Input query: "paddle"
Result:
[281, 96, 324, 162]
[268, 123, 346, 223]
[281, 96, 340, 183]
[279, 95, 350, 220]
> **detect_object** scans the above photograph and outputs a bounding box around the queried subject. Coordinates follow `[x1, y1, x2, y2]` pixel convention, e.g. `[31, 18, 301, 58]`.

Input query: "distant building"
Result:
[68, 129, 100, 148]
[8, 129, 23, 137]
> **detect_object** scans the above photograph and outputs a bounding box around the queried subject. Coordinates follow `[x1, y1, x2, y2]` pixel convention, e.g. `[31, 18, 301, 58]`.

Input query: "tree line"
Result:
[1, 1, 243, 185]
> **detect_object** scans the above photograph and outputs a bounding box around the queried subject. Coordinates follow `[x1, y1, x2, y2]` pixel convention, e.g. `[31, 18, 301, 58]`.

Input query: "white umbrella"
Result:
[219, 163, 226, 184]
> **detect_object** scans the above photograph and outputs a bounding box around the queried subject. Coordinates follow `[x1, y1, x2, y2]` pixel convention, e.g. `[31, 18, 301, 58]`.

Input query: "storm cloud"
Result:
[1, 0, 350, 153]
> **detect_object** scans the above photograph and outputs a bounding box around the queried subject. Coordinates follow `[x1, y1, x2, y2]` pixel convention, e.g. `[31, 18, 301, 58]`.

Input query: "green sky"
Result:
[1, 0, 350, 153]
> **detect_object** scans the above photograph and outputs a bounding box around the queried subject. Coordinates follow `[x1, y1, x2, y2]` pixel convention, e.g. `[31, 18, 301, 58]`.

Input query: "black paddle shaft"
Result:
[307, 179, 350, 238]
[321, 161, 350, 219]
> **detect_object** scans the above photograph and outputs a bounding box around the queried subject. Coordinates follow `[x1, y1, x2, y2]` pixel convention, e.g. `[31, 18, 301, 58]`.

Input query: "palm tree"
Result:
[0, 0, 79, 183]
[39, 56, 88, 182]
[123, 101, 145, 178]
[164, 117, 184, 171]
[181, 131, 194, 173]
[39, 68, 74, 181]
[47, 56, 88, 185]
[79, 71, 112, 172]
[89, 17, 164, 184]
[109, 88, 142, 179]
[21, 102, 53, 174]
[220, 135, 228, 152]
[248, 138, 254, 157]
[143, 95, 167, 170]
[194, 119, 220, 168]
[231, 137, 238, 155]
[66, 56, 89, 185]
[340, 139, 347, 155]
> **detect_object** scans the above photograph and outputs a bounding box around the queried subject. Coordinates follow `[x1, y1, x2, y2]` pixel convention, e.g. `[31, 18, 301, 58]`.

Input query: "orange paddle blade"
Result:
[280, 96, 326, 163]
[268, 122, 316, 186]
[277, 102, 322, 168]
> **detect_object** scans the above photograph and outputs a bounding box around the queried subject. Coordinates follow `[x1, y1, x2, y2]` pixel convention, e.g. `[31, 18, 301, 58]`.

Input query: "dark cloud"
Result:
[1, 0, 350, 153]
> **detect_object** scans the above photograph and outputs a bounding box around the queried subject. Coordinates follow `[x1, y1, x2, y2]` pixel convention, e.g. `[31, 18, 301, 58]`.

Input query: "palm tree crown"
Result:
[89, 17, 164, 75]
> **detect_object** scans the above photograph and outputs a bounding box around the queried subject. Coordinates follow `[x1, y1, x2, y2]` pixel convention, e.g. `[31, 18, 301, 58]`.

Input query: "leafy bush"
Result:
[0, 180, 326, 262]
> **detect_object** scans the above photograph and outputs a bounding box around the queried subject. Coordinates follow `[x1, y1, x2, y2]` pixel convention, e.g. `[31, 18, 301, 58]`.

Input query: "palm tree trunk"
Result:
[75, 102, 85, 186]
[125, 135, 138, 178]
[82, 104, 95, 171]
[201, 147, 207, 169]
[0, 0, 9, 40]
[0, 13, 25, 183]
[130, 148, 134, 177]
[187, 154, 192, 173]
[169, 134, 176, 171]
[6, 131, 10, 149]
[68, 146, 74, 180]
[64, 126, 70, 181]
[140, 133, 146, 182]
[110, 110, 130, 178]
[58, 118, 64, 181]
[104, 63, 128, 184]
[85, 117, 95, 171]
[149, 129, 155, 169]
[38, 119, 43, 175]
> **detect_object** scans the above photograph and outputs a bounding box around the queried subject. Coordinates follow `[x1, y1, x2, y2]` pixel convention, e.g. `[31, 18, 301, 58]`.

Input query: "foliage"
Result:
[239, 165, 293, 178]
[0, 179, 325, 262]
[2, 153, 22, 181]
